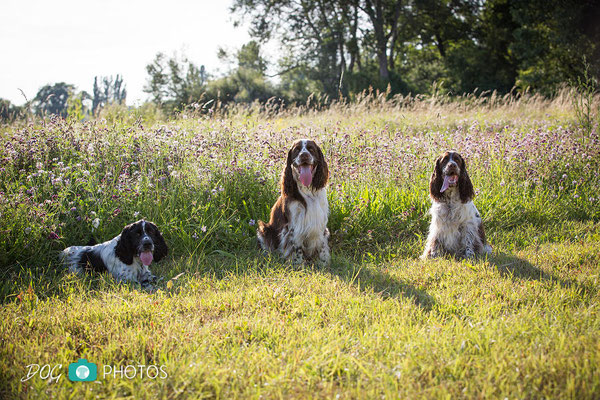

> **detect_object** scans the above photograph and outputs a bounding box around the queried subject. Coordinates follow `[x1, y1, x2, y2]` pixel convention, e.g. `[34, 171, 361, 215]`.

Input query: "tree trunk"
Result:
[435, 32, 446, 58]
[364, 0, 390, 81]
[377, 43, 390, 80]
[348, 4, 360, 72]
[388, 3, 402, 71]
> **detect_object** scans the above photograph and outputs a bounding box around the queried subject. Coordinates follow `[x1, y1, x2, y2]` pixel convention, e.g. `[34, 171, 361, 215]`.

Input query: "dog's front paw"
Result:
[291, 246, 304, 265]
[423, 248, 441, 259]
[463, 248, 475, 259]
[317, 244, 330, 267]
[142, 284, 156, 293]
[139, 268, 157, 282]
[140, 279, 156, 292]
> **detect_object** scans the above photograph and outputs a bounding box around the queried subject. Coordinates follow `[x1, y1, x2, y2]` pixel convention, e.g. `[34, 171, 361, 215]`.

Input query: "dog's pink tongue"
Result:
[440, 176, 451, 193]
[299, 165, 312, 187]
[440, 175, 458, 192]
[140, 251, 153, 266]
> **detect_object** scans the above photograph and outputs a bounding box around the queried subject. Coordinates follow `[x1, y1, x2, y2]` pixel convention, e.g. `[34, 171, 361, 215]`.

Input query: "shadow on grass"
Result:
[2, 246, 435, 311]
[323, 257, 436, 312]
[185, 250, 436, 312]
[490, 252, 573, 287]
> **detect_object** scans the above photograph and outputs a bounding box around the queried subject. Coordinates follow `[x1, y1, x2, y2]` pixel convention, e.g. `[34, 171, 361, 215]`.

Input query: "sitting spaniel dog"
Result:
[61, 219, 168, 286]
[422, 151, 492, 259]
[257, 139, 330, 266]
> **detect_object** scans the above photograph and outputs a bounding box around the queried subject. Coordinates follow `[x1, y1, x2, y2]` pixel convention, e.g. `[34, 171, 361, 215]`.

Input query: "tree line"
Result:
[143, 0, 600, 111]
[1, 0, 598, 120]
[227, 0, 599, 99]
[0, 76, 126, 121]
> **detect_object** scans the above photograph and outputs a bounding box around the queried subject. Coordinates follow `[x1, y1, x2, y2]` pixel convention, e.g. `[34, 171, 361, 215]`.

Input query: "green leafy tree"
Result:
[206, 41, 277, 104]
[32, 83, 75, 117]
[143, 52, 208, 110]
[230, 0, 599, 98]
[412, 0, 478, 60]
[237, 41, 267, 73]
[509, 0, 599, 93]
[232, 0, 367, 97]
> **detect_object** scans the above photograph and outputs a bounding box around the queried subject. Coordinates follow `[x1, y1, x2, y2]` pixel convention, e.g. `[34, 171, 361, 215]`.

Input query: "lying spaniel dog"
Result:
[61, 219, 168, 286]
[257, 139, 330, 266]
[422, 151, 492, 259]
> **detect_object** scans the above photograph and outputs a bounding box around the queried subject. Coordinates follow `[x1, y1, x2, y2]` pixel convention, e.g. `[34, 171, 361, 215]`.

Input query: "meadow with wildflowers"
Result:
[1, 91, 599, 399]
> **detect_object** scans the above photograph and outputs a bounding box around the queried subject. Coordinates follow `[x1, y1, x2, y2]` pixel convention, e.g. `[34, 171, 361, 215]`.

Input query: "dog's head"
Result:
[115, 219, 168, 266]
[281, 139, 329, 196]
[429, 151, 474, 203]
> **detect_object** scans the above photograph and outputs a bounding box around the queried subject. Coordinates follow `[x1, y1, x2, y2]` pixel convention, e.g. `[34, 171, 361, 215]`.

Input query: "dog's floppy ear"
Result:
[279, 143, 306, 207]
[311, 143, 329, 190]
[115, 223, 135, 265]
[429, 156, 444, 201]
[281, 147, 296, 197]
[458, 155, 475, 203]
[147, 221, 168, 262]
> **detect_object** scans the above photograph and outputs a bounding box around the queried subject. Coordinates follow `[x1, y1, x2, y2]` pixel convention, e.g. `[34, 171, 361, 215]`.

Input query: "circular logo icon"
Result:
[76, 365, 90, 379]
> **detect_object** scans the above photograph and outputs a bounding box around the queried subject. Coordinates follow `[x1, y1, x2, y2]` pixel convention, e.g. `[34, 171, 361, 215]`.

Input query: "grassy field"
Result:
[1, 92, 599, 398]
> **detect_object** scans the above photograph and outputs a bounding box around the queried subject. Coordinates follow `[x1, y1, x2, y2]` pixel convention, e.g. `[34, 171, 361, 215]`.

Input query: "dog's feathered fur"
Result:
[61, 219, 168, 285]
[257, 139, 330, 265]
[422, 151, 492, 259]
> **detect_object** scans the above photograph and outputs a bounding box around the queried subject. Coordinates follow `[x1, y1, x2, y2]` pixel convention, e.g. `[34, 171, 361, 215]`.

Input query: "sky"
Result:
[0, 0, 252, 106]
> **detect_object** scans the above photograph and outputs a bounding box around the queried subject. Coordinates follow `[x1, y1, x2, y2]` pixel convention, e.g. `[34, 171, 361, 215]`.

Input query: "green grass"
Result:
[0, 95, 599, 398]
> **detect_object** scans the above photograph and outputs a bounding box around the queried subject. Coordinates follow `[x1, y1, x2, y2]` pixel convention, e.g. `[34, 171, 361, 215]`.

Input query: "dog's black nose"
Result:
[446, 163, 459, 174]
[141, 238, 153, 249]
[299, 153, 311, 163]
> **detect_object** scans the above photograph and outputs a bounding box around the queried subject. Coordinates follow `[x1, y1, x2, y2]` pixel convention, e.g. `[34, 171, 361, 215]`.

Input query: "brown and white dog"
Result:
[257, 139, 330, 265]
[422, 151, 492, 259]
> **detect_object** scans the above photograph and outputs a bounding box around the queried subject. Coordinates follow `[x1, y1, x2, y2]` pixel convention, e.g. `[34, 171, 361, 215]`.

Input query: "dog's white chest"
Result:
[290, 188, 328, 241]
[431, 200, 479, 248]
[436, 202, 468, 225]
